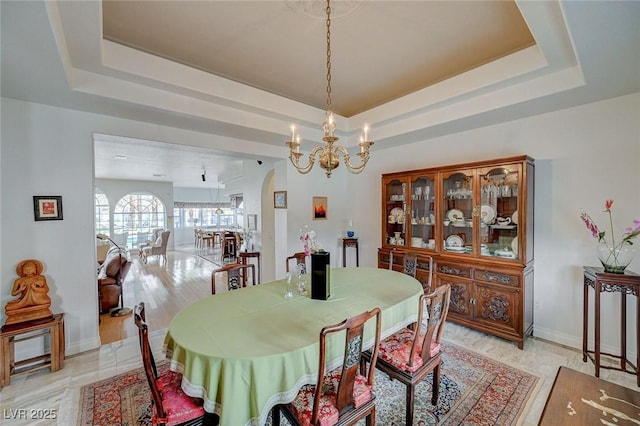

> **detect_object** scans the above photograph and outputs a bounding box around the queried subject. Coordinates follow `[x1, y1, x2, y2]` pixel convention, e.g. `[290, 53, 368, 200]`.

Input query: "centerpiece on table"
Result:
[300, 226, 330, 300]
[580, 199, 640, 273]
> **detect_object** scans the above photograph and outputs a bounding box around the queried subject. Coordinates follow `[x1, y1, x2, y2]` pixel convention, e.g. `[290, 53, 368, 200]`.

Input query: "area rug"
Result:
[77, 341, 538, 425]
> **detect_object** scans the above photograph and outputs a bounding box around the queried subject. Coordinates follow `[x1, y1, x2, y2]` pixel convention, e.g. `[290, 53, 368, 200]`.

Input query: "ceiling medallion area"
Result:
[285, 0, 361, 19]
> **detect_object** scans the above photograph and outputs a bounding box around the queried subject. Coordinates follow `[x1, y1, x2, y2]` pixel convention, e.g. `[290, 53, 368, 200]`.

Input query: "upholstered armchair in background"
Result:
[142, 230, 171, 264]
[137, 228, 164, 258]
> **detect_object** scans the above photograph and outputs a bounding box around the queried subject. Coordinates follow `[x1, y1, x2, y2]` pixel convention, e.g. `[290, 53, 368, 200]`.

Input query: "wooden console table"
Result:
[342, 238, 359, 267]
[1, 313, 65, 386]
[583, 266, 640, 386]
[238, 251, 261, 284]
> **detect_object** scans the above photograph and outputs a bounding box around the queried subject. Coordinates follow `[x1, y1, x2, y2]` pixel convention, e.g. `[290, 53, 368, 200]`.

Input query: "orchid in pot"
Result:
[580, 199, 640, 273]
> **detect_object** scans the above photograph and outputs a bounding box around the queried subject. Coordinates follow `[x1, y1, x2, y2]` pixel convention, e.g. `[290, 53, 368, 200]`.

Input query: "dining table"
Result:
[163, 266, 423, 426]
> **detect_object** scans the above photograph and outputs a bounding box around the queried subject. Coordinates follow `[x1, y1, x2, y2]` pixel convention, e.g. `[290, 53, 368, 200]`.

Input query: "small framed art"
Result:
[247, 214, 257, 230]
[33, 195, 63, 221]
[312, 196, 328, 220]
[274, 191, 287, 209]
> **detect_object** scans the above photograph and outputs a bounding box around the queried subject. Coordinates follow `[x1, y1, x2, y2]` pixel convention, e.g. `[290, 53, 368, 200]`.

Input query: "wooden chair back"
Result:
[411, 284, 451, 367]
[211, 263, 256, 294]
[222, 231, 237, 262]
[275, 307, 382, 426]
[134, 302, 165, 420]
[315, 307, 382, 420]
[286, 252, 308, 274]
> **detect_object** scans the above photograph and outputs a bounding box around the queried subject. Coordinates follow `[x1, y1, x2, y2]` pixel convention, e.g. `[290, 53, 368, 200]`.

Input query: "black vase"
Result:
[311, 252, 330, 300]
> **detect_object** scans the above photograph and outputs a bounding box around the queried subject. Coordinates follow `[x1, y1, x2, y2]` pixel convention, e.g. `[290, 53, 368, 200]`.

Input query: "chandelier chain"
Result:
[285, 0, 373, 178]
[325, 0, 332, 110]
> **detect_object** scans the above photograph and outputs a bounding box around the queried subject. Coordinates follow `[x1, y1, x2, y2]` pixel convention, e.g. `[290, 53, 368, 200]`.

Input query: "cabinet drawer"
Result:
[436, 262, 471, 278]
[474, 269, 520, 287]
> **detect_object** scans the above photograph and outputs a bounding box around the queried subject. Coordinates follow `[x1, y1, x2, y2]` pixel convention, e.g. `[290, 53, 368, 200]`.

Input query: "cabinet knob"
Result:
[472, 205, 481, 217]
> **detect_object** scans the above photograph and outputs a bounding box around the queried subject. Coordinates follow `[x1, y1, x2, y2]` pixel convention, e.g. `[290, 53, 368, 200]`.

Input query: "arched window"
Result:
[114, 193, 166, 249]
[95, 192, 110, 236]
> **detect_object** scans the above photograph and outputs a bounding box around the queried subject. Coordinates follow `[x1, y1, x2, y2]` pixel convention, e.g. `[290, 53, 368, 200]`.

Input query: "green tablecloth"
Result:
[164, 267, 422, 426]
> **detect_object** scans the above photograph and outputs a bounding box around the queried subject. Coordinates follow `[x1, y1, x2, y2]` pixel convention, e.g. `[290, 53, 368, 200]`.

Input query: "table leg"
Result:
[1, 336, 11, 386]
[355, 242, 359, 267]
[583, 279, 588, 362]
[621, 292, 627, 370]
[595, 281, 601, 377]
[342, 243, 347, 267]
[637, 293, 640, 386]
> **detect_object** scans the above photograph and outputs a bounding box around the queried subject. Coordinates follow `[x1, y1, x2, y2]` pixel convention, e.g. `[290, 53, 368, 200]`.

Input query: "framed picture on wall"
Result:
[248, 214, 257, 230]
[33, 195, 63, 221]
[274, 191, 287, 209]
[312, 196, 328, 220]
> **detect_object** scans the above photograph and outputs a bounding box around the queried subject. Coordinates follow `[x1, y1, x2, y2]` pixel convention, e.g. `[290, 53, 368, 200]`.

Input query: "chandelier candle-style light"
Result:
[286, 0, 373, 178]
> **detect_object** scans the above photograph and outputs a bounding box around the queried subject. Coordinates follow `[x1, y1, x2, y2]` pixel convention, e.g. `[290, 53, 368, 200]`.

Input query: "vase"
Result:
[311, 252, 330, 300]
[596, 241, 636, 274]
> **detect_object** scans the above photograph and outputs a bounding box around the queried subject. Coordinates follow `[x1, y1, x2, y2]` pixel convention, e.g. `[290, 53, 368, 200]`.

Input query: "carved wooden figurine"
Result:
[4, 259, 52, 325]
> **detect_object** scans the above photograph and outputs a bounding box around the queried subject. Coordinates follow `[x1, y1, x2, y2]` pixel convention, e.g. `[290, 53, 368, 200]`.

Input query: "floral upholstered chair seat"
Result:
[377, 328, 440, 373]
[287, 367, 373, 426]
[152, 373, 205, 426]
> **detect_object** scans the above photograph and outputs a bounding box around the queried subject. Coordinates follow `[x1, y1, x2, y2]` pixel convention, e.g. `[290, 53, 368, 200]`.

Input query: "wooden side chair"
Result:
[211, 263, 256, 294]
[363, 284, 451, 426]
[222, 231, 237, 263]
[286, 252, 308, 274]
[133, 302, 206, 426]
[273, 307, 382, 426]
[200, 230, 213, 248]
[389, 250, 419, 278]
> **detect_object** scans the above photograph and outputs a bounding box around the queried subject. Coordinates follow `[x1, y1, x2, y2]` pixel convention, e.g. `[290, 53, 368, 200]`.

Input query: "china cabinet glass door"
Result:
[442, 170, 475, 254]
[384, 178, 406, 247]
[479, 165, 520, 260]
[409, 174, 436, 250]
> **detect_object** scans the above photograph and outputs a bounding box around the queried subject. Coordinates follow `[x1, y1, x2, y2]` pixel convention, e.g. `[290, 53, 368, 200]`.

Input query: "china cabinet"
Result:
[379, 155, 534, 349]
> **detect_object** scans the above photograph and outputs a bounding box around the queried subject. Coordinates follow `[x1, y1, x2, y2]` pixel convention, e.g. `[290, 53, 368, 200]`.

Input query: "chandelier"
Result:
[286, 0, 373, 178]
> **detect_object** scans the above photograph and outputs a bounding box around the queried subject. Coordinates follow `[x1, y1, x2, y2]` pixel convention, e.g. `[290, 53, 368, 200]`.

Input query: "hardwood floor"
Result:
[99, 244, 219, 345]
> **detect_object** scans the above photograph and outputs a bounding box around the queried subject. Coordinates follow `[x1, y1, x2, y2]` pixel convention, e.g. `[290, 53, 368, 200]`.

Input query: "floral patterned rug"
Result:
[77, 341, 538, 425]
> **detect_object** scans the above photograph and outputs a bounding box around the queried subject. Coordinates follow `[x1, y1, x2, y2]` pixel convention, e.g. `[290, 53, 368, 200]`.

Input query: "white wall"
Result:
[348, 92, 640, 355]
[2, 93, 638, 360]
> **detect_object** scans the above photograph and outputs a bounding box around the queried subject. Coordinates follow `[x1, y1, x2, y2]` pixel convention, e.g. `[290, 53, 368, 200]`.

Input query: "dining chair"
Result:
[363, 284, 451, 426]
[211, 263, 256, 294]
[389, 250, 419, 278]
[133, 302, 206, 426]
[222, 231, 237, 263]
[286, 252, 308, 274]
[200, 230, 213, 248]
[273, 307, 382, 426]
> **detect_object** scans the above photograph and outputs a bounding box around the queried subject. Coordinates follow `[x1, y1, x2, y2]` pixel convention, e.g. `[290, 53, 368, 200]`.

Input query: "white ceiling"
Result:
[1, 1, 639, 188]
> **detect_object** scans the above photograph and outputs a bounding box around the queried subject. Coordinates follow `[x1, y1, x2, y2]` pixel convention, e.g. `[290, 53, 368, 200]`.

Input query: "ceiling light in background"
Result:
[286, 0, 373, 178]
[114, 154, 127, 160]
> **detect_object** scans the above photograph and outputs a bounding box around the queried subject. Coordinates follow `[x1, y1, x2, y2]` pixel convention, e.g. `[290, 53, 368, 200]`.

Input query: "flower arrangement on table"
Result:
[300, 225, 323, 255]
[580, 199, 640, 273]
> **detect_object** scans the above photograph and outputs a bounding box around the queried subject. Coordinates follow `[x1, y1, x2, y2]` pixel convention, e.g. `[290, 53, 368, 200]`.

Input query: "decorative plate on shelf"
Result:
[445, 246, 466, 252]
[447, 209, 464, 222]
[511, 210, 518, 225]
[480, 204, 496, 224]
[445, 234, 464, 248]
[511, 237, 518, 256]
